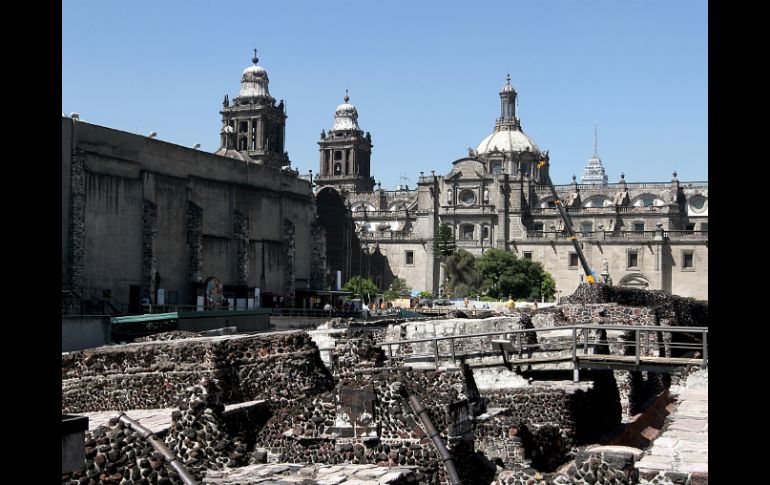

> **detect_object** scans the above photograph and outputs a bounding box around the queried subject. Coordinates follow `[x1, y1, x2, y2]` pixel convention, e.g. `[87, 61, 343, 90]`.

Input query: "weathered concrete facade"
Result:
[317, 78, 707, 300]
[61, 57, 323, 309]
[61, 117, 316, 308]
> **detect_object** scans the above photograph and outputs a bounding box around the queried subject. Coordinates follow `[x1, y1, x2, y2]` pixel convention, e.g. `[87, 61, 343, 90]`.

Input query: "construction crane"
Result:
[536, 159, 596, 284]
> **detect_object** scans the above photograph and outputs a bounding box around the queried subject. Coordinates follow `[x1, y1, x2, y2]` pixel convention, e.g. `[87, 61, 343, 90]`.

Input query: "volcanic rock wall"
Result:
[62, 332, 334, 413]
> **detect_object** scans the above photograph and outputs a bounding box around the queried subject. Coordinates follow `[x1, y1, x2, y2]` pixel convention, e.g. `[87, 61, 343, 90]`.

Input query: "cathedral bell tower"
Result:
[216, 50, 290, 170]
[314, 91, 375, 193]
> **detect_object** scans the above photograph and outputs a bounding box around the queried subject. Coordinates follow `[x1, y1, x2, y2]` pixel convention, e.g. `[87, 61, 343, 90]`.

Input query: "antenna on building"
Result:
[70, 112, 79, 121]
[192, 143, 201, 150]
[148, 132, 157, 138]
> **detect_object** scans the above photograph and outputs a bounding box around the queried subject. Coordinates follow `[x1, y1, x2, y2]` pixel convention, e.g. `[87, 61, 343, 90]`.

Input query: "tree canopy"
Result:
[476, 248, 555, 300]
[434, 223, 456, 258]
[384, 277, 411, 301]
[342, 276, 379, 303]
[444, 249, 483, 297]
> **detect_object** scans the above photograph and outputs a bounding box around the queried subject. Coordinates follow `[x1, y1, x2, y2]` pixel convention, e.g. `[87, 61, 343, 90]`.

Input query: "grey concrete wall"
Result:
[62, 118, 73, 281]
[83, 173, 144, 304]
[177, 313, 270, 333]
[63, 120, 317, 306]
[62, 316, 111, 352]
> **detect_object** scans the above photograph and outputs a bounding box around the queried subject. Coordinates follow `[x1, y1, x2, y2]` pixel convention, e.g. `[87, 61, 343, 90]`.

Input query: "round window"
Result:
[689, 196, 707, 213]
[460, 189, 476, 205]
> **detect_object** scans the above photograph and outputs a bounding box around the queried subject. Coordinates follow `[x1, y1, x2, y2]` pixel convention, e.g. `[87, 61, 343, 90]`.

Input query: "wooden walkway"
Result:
[381, 324, 707, 382]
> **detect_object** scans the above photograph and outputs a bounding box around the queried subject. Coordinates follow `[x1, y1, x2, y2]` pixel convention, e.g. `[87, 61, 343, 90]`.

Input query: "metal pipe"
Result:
[407, 394, 463, 485]
[572, 327, 579, 382]
[118, 413, 198, 485]
[635, 329, 641, 366]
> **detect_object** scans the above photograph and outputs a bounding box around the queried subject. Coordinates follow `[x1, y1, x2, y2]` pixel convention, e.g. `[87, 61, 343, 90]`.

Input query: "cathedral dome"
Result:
[335, 95, 358, 117]
[237, 51, 272, 101]
[476, 128, 539, 156]
[332, 94, 360, 131]
[242, 64, 267, 77]
[500, 77, 516, 94]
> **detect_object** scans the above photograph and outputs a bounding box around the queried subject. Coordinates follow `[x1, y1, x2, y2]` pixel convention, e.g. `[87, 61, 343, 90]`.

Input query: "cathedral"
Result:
[313, 75, 708, 300]
[62, 55, 708, 313]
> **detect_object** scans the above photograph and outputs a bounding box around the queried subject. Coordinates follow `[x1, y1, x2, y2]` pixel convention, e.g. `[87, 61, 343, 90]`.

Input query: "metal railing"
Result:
[379, 324, 707, 381]
[523, 230, 707, 240]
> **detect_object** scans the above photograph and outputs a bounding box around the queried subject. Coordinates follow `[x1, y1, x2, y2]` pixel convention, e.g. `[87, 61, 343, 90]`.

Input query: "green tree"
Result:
[476, 248, 555, 301]
[384, 277, 411, 301]
[434, 223, 456, 295]
[444, 249, 483, 297]
[342, 276, 379, 304]
[434, 223, 457, 257]
[417, 290, 433, 299]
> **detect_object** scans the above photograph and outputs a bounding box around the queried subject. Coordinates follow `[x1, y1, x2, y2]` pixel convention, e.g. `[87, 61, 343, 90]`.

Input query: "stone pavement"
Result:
[204, 463, 418, 484]
[82, 399, 266, 434]
[636, 370, 708, 478]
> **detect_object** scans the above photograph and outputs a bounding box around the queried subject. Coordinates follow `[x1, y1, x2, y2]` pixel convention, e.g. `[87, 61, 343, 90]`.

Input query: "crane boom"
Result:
[536, 159, 595, 284]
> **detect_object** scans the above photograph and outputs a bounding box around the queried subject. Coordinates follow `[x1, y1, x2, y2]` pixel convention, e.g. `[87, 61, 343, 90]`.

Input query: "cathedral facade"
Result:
[315, 77, 708, 300]
[62, 58, 708, 312]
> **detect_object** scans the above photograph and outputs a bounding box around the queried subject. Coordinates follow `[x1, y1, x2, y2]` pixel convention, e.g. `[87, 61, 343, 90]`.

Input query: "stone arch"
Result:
[538, 196, 556, 208]
[351, 202, 376, 212]
[582, 195, 612, 208]
[631, 193, 665, 207]
[618, 273, 650, 289]
[387, 201, 407, 211]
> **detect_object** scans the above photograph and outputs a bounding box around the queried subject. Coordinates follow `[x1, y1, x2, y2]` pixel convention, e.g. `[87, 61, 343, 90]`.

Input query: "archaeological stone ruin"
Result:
[62, 284, 707, 485]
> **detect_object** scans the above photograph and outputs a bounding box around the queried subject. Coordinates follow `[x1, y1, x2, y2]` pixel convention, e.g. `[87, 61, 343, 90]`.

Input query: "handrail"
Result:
[406, 394, 463, 485]
[117, 413, 198, 484]
[380, 324, 708, 377]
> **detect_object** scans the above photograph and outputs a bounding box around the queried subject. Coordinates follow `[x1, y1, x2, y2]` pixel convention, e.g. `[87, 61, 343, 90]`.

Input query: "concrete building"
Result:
[62, 55, 322, 312]
[318, 76, 708, 300]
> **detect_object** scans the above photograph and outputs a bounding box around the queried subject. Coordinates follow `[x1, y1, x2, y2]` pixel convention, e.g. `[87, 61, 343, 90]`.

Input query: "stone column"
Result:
[142, 201, 158, 302]
[246, 119, 253, 150]
[283, 220, 296, 307]
[310, 222, 328, 290]
[234, 210, 250, 286]
[257, 118, 264, 149]
[186, 201, 203, 282]
[68, 148, 87, 289]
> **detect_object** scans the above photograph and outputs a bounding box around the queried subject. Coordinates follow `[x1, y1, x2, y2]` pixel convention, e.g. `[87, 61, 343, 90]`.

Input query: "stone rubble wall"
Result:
[61, 417, 181, 485]
[62, 332, 334, 413]
[562, 284, 708, 328]
[477, 373, 621, 474]
[248, 366, 480, 484]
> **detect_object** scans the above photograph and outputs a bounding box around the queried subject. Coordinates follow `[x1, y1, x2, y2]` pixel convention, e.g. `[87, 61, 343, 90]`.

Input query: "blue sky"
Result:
[62, 0, 707, 189]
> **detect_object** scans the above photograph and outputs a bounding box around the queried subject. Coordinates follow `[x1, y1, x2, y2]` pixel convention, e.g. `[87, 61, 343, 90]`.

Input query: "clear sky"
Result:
[62, 0, 707, 189]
